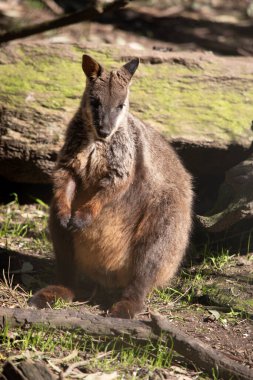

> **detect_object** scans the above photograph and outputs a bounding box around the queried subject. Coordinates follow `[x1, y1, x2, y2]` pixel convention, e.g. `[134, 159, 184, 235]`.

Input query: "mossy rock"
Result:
[1, 43, 253, 183]
[197, 154, 253, 242]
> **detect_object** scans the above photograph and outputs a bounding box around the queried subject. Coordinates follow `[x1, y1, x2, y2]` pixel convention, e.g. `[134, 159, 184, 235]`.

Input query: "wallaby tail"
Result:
[28, 285, 75, 309]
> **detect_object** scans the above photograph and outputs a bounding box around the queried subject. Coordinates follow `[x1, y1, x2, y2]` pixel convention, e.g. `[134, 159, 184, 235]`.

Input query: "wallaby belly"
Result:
[73, 206, 132, 288]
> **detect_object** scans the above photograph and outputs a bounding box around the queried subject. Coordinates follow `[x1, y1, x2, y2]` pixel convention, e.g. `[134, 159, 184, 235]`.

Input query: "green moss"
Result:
[1, 45, 253, 143]
[0, 45, 85, 111]
[131, 64, 253, 140]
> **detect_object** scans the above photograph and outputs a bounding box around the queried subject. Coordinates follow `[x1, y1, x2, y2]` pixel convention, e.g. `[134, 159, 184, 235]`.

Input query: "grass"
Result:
[0, 324, 176, 378]
[150, 248, 234, 310]
[150, 244, 253, 319]
[201, 245, 234, 270]
[0, 193, 51, 256]
[0, 271, 30, 308]
[0, 194, 29, 239]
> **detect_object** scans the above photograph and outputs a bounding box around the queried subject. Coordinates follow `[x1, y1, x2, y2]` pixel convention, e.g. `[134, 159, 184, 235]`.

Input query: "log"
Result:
[0, 307, 252, 380]
[0, 43, 253, 184]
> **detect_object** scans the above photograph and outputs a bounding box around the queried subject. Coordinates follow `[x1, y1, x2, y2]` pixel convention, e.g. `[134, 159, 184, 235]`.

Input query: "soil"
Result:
[172, 309, 253, 368]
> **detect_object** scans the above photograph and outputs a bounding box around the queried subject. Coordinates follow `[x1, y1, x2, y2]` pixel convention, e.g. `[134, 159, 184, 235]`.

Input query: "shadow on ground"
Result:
[0, 246, 122, 312]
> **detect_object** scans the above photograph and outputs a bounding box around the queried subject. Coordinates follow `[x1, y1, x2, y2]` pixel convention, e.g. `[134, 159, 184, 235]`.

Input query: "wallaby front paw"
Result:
[110, 300, 141, 319]
[58, 211, 71, 229]
[68, 209, 93, 231]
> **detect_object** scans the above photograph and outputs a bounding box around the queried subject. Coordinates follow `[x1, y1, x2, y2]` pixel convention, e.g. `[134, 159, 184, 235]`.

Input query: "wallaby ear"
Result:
[121, 58, 139, 80]
[82, 54, 103, 80]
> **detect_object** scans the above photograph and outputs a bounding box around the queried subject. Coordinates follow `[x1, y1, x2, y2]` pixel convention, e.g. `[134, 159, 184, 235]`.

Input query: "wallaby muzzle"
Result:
[97, 128, 111, 138]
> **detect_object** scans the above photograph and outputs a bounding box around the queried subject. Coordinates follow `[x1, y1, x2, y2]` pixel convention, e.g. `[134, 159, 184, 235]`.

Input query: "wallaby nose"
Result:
[97, 128, 110, 138]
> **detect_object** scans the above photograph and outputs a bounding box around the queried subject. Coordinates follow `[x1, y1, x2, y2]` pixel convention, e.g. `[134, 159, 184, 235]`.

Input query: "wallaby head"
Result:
[82, 55, 139, 139]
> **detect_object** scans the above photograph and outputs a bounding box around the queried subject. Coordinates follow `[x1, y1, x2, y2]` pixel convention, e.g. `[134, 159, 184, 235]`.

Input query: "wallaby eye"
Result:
[117, 104, 125, 110]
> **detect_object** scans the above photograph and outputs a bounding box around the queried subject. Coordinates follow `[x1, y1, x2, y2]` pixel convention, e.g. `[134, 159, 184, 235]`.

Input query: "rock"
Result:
[198, 154, 253, 232]
[0, 43, 253, 185]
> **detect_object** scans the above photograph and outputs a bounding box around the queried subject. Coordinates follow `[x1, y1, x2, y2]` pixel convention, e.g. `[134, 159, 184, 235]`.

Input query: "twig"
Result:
[0, 0, 130, 44]
[47, 359, 62, 373]
[52, 349, 79, 365]
[172, 286, 192, 304]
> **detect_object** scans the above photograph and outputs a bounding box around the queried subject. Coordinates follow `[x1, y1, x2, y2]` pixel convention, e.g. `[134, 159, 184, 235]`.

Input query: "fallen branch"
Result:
[0, 0, 129, 44]
[0, 307, 252, 380]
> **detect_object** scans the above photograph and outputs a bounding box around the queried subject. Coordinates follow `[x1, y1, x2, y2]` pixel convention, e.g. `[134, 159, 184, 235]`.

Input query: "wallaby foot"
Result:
[110, 299, 143, 319]
[28, 285, 74, 309]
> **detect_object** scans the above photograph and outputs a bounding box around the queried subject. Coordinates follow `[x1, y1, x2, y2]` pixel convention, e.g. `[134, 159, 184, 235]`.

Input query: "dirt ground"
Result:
[0, 202, 252, 378]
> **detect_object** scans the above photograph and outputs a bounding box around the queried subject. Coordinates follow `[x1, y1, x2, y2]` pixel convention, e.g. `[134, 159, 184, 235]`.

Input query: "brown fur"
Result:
[29, 55, 193, 318]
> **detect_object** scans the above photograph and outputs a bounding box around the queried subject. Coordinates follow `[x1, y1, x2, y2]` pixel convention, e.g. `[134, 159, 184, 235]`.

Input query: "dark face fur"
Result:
[82, 55, 139, 139]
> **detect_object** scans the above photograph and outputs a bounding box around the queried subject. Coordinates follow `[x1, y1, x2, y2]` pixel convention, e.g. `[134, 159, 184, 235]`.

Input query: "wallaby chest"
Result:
[73, 131, 134, 187]
[72, 142, 107, 183]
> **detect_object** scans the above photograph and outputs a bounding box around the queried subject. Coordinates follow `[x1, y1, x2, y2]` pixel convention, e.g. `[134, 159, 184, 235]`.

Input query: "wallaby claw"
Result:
[58, 213, 71, 229]
[67, 211, 93, 231]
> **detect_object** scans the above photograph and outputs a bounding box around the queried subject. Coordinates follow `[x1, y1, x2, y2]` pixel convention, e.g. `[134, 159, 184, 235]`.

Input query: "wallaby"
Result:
[30, 55, 193, 318]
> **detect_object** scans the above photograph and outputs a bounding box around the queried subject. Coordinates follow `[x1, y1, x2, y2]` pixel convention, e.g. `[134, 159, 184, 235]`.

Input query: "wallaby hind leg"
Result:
[29, 203, 76, 308]
[110, 246, 165, 319]
[110, 205, 188, 318]
[110, 243, 183, 318]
